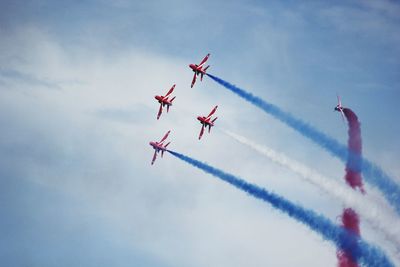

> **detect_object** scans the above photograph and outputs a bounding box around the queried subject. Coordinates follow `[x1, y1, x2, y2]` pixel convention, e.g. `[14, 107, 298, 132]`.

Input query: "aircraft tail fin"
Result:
[161, 142, 170, 158]
[167, 97, 175, 113]
[201, 66, 209, 81]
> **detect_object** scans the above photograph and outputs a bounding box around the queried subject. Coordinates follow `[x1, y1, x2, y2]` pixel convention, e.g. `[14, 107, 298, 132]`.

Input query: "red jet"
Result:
[189, 53, 210, 88]
[149, 130, 171, 165]
[197, 105, 218, 140]
[334, 94, 345, 122]
[155, 84, 176, 120]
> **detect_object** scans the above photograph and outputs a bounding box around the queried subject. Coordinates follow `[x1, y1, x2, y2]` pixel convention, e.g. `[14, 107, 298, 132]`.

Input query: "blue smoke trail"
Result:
[207, 73, 400, 215]
[168, 150, 394, 267]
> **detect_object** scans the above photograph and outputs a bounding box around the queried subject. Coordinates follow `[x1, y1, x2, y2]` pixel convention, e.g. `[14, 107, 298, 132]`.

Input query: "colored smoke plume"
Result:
[338, 108, 364, 267]
[207, 73, 400, 215]
[343, 108, 364, 192]
[168, 149, 394, 267]
[223, 130, 400, 247]
[337, 208, 361, 267]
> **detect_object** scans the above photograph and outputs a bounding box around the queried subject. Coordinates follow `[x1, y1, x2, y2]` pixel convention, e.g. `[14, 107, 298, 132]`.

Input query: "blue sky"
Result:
[1, 1, 399, 266]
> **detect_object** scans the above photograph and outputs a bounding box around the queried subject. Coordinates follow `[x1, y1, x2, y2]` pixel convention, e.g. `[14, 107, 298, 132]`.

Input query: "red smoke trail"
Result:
[343, 108, 365, 193]
[337, 108, 365, 267]
[337, 208, 361, 267]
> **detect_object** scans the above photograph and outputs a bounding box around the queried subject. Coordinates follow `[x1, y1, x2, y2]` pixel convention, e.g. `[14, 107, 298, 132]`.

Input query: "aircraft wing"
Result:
[206, 105, 218, 119]
[198, 53, 210, 68]
[337, 94, 341, 107]
[340, 110, 346, 123]
[159, 130, 171, 143]
[165, 84, 175, 97]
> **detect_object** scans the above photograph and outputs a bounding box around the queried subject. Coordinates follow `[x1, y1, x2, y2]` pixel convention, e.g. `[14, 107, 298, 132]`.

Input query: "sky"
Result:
[0, 1, 399, 266]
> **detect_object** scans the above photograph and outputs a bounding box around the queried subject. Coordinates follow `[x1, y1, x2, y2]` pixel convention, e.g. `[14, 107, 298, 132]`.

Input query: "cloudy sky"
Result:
[1, 1, 399, 266]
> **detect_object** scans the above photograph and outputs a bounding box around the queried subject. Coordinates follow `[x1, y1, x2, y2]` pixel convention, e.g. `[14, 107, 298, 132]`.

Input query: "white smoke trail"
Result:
[223, 129, 400, 252]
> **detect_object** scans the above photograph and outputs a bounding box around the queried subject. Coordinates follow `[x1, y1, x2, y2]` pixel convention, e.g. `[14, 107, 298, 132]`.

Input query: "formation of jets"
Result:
[150, 53, 345, 164]
[150, 54, 217, 164]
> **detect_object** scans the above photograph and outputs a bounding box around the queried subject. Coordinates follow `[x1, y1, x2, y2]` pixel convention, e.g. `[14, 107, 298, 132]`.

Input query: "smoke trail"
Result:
[338, 108, 364, 267]
[167, 150, 394, 267]
[343, 108, 364, 192]
[207, 73, 400, 215]
[222, 130, 400, 247]
[337, 208, 361, 267]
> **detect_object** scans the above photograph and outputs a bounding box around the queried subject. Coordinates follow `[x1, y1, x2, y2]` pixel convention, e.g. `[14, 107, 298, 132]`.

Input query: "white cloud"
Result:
[1, 2, 399, 264]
